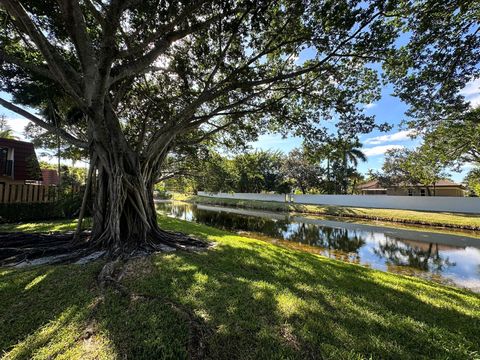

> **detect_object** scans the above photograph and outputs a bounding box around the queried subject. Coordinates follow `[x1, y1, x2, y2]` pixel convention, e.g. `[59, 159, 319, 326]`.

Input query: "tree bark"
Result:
[426, 186, 431, 196]
[89, 157, 159, 256]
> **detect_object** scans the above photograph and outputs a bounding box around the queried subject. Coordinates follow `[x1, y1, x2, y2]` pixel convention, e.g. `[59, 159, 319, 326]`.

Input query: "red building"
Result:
[41, 168, 60, 186]
[0, 138, 43, 184]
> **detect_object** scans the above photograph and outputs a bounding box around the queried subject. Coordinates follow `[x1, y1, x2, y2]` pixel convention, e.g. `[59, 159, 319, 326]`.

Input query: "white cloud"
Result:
[364, 103, 376, 109]
[363, 144, 404, 157]
[460, 78, 480, 96]
[462, 162, 477, 170]
[460, 79, 480, 107]
[364, 130, 415, 145]
[2, 117, 31, 140]
[468, 94, 480, 107]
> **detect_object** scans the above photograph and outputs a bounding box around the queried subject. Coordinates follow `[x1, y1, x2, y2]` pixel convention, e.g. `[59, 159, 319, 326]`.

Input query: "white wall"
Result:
[197, 191, 480, 214]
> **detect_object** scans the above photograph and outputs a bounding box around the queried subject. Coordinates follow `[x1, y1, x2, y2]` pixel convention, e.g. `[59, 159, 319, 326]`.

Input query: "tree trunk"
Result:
[89, 157, 203, 257]
[85, 105, 204, 257]
[90, 159, 158, 255]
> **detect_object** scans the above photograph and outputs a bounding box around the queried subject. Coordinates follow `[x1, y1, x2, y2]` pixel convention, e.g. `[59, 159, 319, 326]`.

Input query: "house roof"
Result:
[432, 179, 463, 187]
[357, 179, 465, 190]
[356, 180, 385, 190]
[0, 138, 42, 181]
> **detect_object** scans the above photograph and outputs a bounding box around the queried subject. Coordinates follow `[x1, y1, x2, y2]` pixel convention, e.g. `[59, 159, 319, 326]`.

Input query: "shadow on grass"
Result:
[318, 205, 359, 217]
[0, 263, 106, 359]
[1, 216, 480, 359]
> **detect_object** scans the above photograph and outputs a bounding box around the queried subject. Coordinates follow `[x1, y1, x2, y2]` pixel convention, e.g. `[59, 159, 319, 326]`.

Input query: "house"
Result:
[0, 138, 42, 184]
[356, 179, 466, 197]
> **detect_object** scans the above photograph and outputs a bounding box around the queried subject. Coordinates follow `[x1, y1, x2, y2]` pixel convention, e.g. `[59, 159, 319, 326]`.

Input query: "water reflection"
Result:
[376, 239, 455, 272]
[157, 201, 480, 292]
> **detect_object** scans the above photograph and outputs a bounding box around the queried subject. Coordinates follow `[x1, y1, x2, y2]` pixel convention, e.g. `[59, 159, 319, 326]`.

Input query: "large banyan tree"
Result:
[0, 0, 395, 256]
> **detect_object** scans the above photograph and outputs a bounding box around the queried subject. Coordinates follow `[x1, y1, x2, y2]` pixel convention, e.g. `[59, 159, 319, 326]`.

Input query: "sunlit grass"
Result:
[0, 218, 92, 233]
[0, 215, 479, 359]
[174, 193, 480, 230]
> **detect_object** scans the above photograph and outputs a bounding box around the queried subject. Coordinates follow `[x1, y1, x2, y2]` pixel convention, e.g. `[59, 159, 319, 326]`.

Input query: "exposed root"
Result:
[150, 228, 210, 252]
[0, 231, 93, 267]
[0, 229, 211, 267]
[97, 259, 129, 295]
[97, 259, 212, 359]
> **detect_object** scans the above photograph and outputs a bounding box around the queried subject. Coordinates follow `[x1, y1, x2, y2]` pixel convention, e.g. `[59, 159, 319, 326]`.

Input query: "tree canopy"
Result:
[419, 107, 480, 170]
[373, 148, 448, 196]
[385, 0, 480, 130]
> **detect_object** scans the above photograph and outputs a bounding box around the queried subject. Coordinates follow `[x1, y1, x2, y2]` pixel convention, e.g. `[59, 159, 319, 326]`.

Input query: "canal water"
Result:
[156, 201, 480, 292]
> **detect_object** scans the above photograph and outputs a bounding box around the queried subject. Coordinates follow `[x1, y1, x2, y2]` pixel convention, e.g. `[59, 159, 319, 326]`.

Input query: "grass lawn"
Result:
[173, 193, 480, 230]
[1, 216, 480, 359]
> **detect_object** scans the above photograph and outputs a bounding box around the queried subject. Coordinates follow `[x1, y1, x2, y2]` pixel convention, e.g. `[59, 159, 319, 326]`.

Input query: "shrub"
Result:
[58, 192, 86, 218]
[0, 202, 64, 223]
[154, 190, 172, 199]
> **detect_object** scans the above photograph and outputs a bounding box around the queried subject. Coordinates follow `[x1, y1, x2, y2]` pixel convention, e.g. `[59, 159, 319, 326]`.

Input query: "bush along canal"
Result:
[157, 201, 480, 292]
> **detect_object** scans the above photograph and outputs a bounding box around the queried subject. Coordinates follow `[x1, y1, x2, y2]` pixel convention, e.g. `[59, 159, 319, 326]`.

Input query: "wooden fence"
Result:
[0, 183, 80, 204]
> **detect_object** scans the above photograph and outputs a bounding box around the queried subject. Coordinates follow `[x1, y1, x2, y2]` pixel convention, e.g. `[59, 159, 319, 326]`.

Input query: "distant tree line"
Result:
[161, 138, 367, 195]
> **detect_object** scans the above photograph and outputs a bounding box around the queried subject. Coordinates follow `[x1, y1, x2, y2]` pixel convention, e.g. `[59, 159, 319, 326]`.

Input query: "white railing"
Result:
[197, 191, 480, 214]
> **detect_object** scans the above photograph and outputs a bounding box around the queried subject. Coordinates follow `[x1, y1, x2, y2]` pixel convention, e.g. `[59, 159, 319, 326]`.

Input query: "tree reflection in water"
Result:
[373, 237, 455, 273]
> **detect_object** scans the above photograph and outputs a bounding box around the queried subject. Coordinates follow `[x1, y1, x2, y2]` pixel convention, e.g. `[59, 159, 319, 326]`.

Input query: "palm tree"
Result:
[0, 115, 17, 139]
[331, 137, 367, 194]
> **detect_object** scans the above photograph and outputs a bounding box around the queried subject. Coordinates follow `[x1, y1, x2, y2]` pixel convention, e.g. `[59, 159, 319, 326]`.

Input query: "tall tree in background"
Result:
[307, 136, 366, 194]
[235, 150, 285, 193]
[375, 148, 448, 196]
[282, 148, 322, 194]
[419, 107, 480, 170]
[0, 1, 395, 255]
[163, 149, 289, 194]
[464, 168, 480, 197]
[332, 137, 367, 194]
[0, 114, 16, 139]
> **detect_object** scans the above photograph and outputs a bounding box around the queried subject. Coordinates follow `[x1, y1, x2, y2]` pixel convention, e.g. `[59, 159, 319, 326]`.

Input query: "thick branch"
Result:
[0, 49, 57, 81]
[0, 98, 88, 148]
[58, 0, 97, 100]
[116, 0, 209, 60]
[110, 15, 218, 84]
[2, 0, 85, 107]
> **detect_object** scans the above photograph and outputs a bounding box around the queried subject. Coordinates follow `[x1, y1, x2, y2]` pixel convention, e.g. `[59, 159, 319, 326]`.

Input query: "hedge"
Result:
[0, 202, 64, 223]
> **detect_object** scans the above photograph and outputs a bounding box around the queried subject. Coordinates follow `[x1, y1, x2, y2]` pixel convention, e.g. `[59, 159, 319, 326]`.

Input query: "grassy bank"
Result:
[1, 216, 480, 359]
[173, 193, 480, 230]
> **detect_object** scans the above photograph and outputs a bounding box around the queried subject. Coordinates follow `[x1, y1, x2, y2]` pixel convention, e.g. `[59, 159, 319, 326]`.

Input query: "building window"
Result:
[0, 148, 9, 176]
[408, 189, 414, 196]
[420, 189, 426, 196]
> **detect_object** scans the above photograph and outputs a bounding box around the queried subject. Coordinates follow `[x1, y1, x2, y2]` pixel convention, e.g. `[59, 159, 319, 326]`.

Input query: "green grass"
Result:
[174, 193, 480, 230]
[1, 216, 480, 359]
